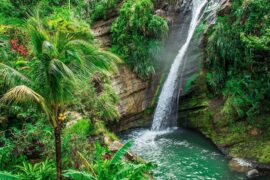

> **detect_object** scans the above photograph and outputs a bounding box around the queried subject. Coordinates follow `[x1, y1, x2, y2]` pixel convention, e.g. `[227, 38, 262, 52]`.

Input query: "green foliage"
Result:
[63, 141, 154, 180]
[64, 119, 92, 137]
[0, 0, 23, 25]
[16, 159, 56, 180]
[110, 140, 133, 164]
[63, 169, 94, 180]
[111, 0, 168, 78]
[1, 11, 120, 125]
[90, 0, 119, 22]
[0, 135, 16, 170]
[0, 1, 157, 178]
[0, 116, 53, 171]
[77, 73, 120, 122]
[205, 0, 270, 124]
[184, 74, 199, 93]
[0, 9, 120, 178]
[0, 171, 19, 180]
[0, 159, 55, 180]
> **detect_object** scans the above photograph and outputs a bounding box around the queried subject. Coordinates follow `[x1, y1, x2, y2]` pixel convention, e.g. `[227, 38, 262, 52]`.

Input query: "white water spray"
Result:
[151, 0, 207, 131]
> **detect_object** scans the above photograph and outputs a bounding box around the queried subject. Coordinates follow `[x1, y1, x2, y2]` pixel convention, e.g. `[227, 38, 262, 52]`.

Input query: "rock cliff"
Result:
[91, 0, 194, 131]
[178, 0, 270, 175]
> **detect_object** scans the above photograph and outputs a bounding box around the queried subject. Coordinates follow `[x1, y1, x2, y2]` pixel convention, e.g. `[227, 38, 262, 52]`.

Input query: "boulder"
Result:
[229, 158, 252, 173]
[246, 169, 259, 179]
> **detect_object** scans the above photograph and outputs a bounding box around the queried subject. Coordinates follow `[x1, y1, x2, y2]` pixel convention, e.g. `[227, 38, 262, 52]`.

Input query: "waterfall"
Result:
[151, 0, 207, 131]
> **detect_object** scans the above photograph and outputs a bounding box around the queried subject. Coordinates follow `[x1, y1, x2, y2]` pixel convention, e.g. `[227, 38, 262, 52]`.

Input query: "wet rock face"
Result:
[91, 0, 195, 131]
[155, 0, 193, 25]
[111, 66, 159, 131]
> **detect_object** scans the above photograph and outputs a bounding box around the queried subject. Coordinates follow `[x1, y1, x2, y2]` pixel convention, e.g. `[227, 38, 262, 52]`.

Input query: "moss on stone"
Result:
[179, 71, 270, 165]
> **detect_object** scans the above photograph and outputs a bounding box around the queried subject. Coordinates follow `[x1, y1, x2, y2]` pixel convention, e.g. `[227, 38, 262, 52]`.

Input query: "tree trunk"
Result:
[54, 126, 62, 180]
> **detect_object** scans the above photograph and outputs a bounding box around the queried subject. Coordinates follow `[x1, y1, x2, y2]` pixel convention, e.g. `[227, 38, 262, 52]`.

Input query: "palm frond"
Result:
[0, 85, 51, 122]
[49, 59, 75, 81]
[1, 85, 44, 105]
[67, 39, 121, 73]
[87, 49, 121, 73]
[0, 63, 30, 88]
[26, 16, 48, 57]
[110, 140, 133, 165]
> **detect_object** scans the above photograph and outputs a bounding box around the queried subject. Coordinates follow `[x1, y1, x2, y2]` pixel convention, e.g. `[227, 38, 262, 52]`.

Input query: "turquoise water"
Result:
[121, 128, 247, 180]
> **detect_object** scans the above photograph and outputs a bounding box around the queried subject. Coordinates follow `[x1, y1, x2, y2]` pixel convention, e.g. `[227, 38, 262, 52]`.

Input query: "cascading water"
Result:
[151, 0, 207, 131]
[120, 1, 248, 179]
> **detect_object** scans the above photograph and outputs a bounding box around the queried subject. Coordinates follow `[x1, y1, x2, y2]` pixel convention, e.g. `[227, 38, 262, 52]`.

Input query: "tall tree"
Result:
[0, 14, 120, 179]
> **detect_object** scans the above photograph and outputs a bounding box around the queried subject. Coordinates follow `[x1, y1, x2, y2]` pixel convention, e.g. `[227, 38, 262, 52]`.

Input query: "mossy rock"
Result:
[179, 71, 270, 165]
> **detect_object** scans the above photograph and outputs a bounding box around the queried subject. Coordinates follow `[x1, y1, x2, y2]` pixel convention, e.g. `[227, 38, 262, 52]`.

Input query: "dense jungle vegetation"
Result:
[206, 0, 270, 130]
[201, 0, 270, 163]
[0, 0, 167, 179]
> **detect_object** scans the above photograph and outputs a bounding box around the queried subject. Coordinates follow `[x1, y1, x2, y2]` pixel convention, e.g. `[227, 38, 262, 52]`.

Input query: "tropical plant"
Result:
[0, 12, 120, 179]
[63, 140, 154, 180]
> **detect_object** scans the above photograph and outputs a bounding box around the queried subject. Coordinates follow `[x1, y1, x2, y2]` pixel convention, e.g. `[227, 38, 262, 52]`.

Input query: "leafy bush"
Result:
[90, 0, 119, 22]
[111, 0, 168, 78]
[0, 117, 54, 170]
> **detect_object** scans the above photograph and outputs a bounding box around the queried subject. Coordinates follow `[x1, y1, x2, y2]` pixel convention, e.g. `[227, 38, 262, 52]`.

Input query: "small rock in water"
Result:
[246, 169, 259, 179]
[229, 158, 252, 173]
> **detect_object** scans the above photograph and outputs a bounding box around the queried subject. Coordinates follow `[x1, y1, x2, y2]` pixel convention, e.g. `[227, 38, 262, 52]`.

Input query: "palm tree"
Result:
[0, 14, 120, 180]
